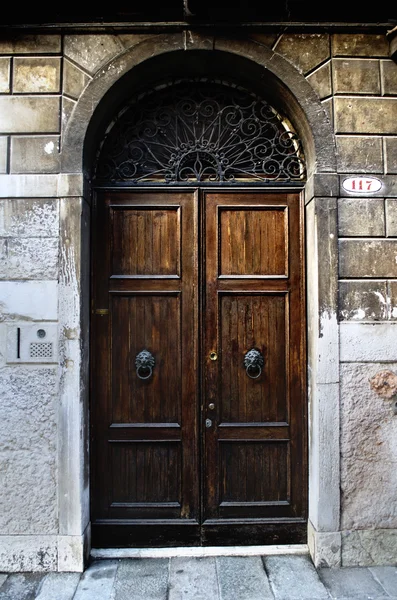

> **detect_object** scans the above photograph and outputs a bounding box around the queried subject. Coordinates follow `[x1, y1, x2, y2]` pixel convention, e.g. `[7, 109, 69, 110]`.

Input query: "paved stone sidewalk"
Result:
[0, 555, 397, 600]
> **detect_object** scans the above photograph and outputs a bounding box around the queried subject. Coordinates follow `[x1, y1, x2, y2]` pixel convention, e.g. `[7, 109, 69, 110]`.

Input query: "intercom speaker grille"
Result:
[30, 342, 53, 358]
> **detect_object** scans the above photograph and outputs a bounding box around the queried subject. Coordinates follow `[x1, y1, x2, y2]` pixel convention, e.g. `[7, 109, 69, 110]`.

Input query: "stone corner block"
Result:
[58, 534, 88, 572]
[308, 521, 342, 568]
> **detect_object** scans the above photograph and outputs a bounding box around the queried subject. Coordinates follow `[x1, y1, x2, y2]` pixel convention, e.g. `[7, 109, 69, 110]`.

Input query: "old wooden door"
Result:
[90, 188, 307, 547]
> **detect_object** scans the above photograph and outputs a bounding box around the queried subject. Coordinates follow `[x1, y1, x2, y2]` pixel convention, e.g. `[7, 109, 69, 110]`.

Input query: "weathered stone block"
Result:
[0, 35, 61, 54]
[13, 57, 61, 94]
[0, 367, 58, 535]
[64, 34, 123, 74]
[0, 237, 58, 279]
[10, 136, 60, 173]
[0, 57, 10, 93]
[117, 33, 153, 50]
[339, 281, 388, 321]
[0, 198, 59, 237]
[308, 524, 341, 568]
[342, 529, 397, 567]
[381, 59, 397, 95]
[62, 97, 76, 131]
[185, 31, 214, 50]
[63, 59, 90, 101]
[0, 96, 60, 134]
[306, 61, 331, 99]
[340, 322, 397, 361]
[335, 98, 397, 134]
[385, 138, 397, 174]
[275, 33, 330, 74]
[0, 404, 57, 534]
[333, 59, 380, 94]
[0, 536, 58, 572]
[386, 198, 397, 236]
[58, 535, 88, 573]
[249, 33, 278, 48]
[339, 239, 397, 277]
[333, 34, 389, 57]
[0, 280, 58, 321]
[336, 136, 383, 173]
[340, 362, 397, 532]
[321, 98, 333, 124]
[338, 198, 385, 236]
[0, 136, 7, 173]
[388, 281, 397, 320]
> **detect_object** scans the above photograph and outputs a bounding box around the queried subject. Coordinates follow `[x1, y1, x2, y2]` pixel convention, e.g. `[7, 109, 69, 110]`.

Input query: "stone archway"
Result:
[58, 33, 339, 567]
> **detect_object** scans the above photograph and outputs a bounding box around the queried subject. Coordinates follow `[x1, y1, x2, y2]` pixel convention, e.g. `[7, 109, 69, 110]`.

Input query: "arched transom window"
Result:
[94, 79, 306, 184]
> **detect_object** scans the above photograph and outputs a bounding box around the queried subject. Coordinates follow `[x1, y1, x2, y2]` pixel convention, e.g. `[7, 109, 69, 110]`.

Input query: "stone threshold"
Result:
[91, 544, 309, 559]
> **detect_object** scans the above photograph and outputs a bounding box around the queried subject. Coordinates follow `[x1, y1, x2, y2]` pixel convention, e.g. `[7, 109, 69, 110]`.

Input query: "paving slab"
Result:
[0, 573, 45, 600]
[264, 555, 330, 600]
[0, 576, 7, 590]
[369, 567, 397, 598]
[35, 572, 81, 600]
[113, 558, 169, 600]
[73, 559, 119, 600]
[168, 557, 219, 600]
[217, 556, 273, 600]
[318, 567, 388, 599]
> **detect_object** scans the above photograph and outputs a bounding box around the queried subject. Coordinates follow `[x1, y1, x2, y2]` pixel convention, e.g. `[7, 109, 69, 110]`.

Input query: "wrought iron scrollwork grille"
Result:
[94, 79, 306, 184]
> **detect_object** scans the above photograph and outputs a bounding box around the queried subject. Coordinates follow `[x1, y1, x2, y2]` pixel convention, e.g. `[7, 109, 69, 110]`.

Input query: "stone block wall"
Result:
[0, 29, 396, 570]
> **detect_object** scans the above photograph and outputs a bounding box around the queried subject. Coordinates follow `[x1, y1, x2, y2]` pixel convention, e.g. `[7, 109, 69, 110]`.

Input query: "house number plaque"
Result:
[342, 176, 382, 193]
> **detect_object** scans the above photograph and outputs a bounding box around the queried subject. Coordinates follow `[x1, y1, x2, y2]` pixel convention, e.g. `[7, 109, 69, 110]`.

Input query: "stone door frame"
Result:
[58, 34, 340, 569]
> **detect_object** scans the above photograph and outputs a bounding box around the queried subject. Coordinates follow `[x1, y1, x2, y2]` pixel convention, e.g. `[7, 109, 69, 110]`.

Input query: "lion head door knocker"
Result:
[243, 348, 264, 379]
[135, 349, 155, 380]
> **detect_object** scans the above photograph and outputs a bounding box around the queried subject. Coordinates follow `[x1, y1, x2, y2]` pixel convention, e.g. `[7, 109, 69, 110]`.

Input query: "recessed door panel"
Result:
[219, 293, 287, 423]
[219, 207, 288, 277]
[111, 294, 182, 423]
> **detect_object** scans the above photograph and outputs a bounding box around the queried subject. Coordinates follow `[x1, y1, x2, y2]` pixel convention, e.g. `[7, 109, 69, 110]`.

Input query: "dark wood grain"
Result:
[90, 188, 306, 547]
[202, 191, 306, 528]
[91, 190, 199, 540]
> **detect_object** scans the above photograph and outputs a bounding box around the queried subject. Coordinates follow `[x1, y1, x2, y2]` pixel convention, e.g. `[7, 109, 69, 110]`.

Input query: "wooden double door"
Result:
[90, 189, 307, 547]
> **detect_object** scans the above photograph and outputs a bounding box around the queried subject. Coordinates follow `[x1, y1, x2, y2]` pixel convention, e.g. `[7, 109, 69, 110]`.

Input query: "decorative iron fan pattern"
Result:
[95, 80, 306, 184]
